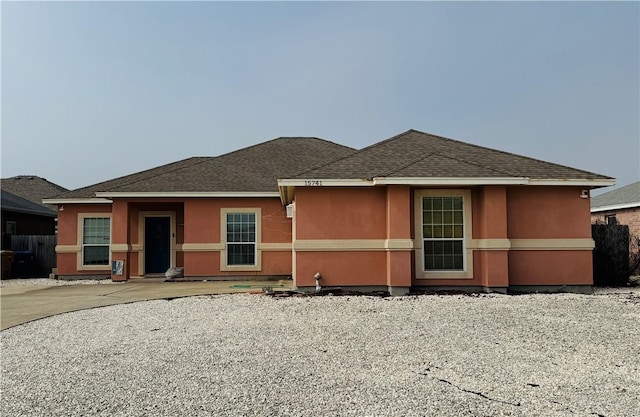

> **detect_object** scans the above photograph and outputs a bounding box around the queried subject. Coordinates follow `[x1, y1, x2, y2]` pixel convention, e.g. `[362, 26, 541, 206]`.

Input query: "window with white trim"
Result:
[226, 212, 256, 265]
[422, 196, 464, 271]
[82, 217, 111, 266]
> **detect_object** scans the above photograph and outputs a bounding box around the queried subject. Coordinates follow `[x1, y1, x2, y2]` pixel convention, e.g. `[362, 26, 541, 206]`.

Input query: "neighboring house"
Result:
[591, 181, 640, 238]
[1, 190, 57, 236]
[0, 175, 68, 240]
[1, 175, 68, 213]
[44, 130, 614, 293]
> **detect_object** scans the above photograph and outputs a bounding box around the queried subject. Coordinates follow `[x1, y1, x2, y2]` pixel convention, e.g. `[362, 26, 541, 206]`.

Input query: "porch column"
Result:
[386, 185, 412, 295]
[476, 186, 509, 291]
[110, 200, 130, 281]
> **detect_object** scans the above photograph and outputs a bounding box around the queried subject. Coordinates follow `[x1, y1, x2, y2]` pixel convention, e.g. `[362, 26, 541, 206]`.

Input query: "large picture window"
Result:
[82, 217, 111, 266]
[226, 212, 256, 266]
[422, 196, 464, 271]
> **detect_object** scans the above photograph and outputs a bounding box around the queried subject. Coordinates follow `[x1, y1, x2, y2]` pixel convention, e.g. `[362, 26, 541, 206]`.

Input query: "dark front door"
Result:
[145, 217, 170, 274]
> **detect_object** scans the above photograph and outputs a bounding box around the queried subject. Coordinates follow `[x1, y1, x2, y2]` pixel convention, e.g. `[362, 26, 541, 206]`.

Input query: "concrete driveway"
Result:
[0, 279, 292, 330]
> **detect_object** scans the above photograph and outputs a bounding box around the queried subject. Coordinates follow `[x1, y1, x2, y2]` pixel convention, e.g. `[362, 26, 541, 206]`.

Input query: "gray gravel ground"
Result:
[1, 278, 119, 287]
[1, 290, 639, 416]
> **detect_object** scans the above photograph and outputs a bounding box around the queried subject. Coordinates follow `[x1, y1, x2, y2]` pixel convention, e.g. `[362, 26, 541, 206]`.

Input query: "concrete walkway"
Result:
[0, 279, 292, 330]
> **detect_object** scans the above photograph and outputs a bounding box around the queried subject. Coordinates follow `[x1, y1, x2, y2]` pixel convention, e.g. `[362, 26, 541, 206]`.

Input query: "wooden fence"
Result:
[592, 224, 630, 286]
[9, 235, 57, 278]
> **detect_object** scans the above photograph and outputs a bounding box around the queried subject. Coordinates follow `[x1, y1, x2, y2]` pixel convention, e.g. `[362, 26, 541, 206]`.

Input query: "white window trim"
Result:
[220, 208, 262, 272]
[77, 213, 112, 271]
[413, 190, 474, 279]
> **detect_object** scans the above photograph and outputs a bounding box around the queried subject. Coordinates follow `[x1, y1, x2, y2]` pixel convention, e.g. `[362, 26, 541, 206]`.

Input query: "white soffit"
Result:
[94, 192, 281, 198]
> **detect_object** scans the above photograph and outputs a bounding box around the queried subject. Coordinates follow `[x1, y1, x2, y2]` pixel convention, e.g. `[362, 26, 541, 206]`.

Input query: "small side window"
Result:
[605, 215, 617, 225]
[6, 221, 16, 235]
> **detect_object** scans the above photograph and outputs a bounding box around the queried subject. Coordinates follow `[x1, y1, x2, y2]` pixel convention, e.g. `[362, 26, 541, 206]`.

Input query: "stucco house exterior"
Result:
[45, 130, 614, 293]
[591, 181, 640, 238]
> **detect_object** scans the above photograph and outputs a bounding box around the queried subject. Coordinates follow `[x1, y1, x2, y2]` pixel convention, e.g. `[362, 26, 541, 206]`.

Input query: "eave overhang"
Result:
[94, 192, 281, 198]
[277, 177, 616, 205]
[591, 202, 640, 213]
[42, 198, 113, 205]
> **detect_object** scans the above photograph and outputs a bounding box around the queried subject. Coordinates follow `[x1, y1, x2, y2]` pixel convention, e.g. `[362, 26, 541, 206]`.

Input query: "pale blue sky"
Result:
[2, 1, 638, 193]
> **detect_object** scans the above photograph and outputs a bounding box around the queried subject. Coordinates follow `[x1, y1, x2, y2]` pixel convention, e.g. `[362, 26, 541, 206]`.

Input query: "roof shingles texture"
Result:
[591, 181, 640, 208]
[52, 130, 613, 199]
[54, 138, 355, 198]
[0, 176, 68, 210]
[293, 130, 612, 181]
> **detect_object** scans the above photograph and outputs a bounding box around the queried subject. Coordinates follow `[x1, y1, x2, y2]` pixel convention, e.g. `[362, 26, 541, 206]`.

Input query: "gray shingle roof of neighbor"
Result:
[52, 137, 356, 198]
[0, 175, 68, 211]
[1, 190, 57, 217]
[591, 181, 640, 209]
[291, 129, 614, 181]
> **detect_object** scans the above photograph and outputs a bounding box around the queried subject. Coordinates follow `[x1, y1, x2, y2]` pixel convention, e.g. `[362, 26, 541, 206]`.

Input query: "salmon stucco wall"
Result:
[182, 198, 292, 277]
[296, 251, 388, 287]
[295, 187, 387, 240]
[293, 186, 411, 288]
[56, 203, 113, 276]
[507, 187, 592, 239]
[507, 186, 594, 286]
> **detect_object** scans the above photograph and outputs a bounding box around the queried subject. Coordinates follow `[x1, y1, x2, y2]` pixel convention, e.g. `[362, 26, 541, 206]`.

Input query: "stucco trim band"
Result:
[510, 238, 595, 250]
[182, 243, 226, 252]
[56, 245, 81, 253]
[467, 239, 512, 250]
[294, 239, 415, 252]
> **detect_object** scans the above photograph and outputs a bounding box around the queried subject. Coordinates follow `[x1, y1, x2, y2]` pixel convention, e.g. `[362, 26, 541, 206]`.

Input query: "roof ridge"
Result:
[413, 129, 612, 179]
[54, 157, 210, 197]
[285, 140, 359, 178]
[374, 152, 435, 178]
[215, 136, 353, 160]
[429, 152, 521, 177]
[104, 157, 213, 193]
[1, 175, 69, 193]
[356, 129, 417, 153]
[382, 151, 516, 178]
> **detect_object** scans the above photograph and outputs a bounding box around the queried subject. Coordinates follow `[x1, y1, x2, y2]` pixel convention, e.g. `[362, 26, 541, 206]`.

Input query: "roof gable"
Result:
[292, 129, 612, 181]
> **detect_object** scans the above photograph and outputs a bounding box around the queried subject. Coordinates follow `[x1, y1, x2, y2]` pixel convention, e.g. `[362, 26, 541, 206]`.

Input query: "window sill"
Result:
[221, 264, 261, 272]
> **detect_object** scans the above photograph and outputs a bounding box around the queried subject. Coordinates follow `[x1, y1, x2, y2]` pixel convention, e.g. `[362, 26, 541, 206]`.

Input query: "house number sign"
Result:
[304, 180, 323, 186]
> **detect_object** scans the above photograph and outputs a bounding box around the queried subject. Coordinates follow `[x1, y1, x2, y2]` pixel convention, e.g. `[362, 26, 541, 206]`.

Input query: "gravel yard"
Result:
[2, 290, 639, 417]
[1, 278, 119, 287]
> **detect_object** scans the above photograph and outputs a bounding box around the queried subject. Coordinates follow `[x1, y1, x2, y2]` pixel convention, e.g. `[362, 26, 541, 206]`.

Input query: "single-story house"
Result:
[45, 130, 614, 293]
[591, 181, 640, 238]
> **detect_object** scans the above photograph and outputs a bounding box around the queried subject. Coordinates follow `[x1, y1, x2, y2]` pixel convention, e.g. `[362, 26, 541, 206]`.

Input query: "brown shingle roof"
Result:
[0, 176, 68, 211]
[291, 129, 613, 181]
[54, 137, 355, 198]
